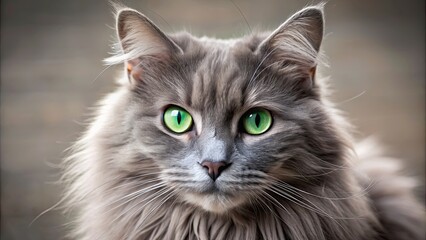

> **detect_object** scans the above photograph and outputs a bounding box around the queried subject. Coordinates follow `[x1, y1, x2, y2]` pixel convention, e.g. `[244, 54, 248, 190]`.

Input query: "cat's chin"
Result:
[182, 192, 245, 214]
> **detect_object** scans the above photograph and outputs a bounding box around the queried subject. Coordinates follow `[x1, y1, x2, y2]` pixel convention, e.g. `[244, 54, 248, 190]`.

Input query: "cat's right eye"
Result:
[163, 106, 193, 133]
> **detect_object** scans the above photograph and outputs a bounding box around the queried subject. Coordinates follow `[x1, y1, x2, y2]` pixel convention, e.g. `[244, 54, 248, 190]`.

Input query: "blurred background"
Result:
[1, 0, 424, 239]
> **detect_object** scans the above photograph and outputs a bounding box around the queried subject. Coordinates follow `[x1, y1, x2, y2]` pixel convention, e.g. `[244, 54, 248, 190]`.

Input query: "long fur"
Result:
[62, 4, 425, 240]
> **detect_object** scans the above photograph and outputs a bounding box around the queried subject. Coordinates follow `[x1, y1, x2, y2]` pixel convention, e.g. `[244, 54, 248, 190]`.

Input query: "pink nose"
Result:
[200, 160, 230, 181]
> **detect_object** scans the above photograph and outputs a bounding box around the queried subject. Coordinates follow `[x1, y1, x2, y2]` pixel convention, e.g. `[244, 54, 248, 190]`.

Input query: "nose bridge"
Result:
[199, 127, 232, 163]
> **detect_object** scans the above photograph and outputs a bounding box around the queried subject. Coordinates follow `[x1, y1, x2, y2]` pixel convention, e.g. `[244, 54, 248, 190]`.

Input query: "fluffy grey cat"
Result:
[63, 4, 425, 240]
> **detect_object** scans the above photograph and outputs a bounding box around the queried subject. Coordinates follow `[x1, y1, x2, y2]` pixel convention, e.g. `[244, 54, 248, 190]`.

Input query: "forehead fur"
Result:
[133, 31, 319, 117]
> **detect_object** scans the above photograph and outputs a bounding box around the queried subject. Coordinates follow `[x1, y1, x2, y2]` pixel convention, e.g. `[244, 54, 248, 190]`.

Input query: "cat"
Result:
[62, 4, 425, 240]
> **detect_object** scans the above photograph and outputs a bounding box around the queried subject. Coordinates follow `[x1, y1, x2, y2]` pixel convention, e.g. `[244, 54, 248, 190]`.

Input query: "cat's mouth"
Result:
[165, 169, 249, 213]
[200, 181, 229, 194]
[175, 179, 246, 213]
[182, 191, 245, 213]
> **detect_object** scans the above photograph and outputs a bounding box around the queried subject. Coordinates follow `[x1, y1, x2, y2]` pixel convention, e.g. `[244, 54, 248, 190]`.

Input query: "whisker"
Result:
[268, 185, 331, 218]
[336, 91, 366, 106]
[100, 182, 166, 213]
[111, 187, 171, 226]
[80, 175, 161, 204]
[270, 175, 376, 201]
[29, 197, 65, 227]
[104, 177, 162, 195]
[253, 190, 286, 223]
[229, 0, 252, 33]
[126, 190, 175, 239]
[261, 190, 291, 216]
[268, 185, 364, 221]
[91, 64, 114, 84]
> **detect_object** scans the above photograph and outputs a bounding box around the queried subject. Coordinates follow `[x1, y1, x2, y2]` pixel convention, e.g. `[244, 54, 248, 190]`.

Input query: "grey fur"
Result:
[63, 4, 425, 240]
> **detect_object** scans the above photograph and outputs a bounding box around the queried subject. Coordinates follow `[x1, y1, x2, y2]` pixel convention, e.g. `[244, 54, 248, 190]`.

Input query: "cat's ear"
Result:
[106, 8, 183, 82]
[258, 5, 324, 84]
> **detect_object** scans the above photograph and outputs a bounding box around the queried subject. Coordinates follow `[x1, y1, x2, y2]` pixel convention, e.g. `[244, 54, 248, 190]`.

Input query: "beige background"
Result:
[1, 0, 424, 239]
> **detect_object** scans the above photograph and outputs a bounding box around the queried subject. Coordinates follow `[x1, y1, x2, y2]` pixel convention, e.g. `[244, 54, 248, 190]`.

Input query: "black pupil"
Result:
[177, 111, 182, 125]
[254, 113, 261, 128]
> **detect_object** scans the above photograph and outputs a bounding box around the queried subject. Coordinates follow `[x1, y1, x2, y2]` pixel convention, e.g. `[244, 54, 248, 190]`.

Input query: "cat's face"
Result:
[109, 7, 343, 213]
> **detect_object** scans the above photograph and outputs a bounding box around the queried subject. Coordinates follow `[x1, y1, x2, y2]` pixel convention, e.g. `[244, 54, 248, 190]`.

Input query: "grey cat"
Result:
[63, 4, 425, 240]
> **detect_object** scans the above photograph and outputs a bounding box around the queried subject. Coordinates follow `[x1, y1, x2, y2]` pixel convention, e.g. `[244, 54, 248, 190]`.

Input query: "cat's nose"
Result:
[200, 160, 231, 181]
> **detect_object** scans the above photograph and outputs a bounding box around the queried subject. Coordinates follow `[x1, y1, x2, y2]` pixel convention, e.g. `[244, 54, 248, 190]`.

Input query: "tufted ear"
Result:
[258, 5, 324, 85]
[106, 8, 182, 82]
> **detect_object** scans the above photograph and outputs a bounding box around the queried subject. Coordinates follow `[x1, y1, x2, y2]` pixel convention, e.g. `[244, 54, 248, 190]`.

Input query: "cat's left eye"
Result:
[241, 108, 272, 135]
[163, 106, 193, 133]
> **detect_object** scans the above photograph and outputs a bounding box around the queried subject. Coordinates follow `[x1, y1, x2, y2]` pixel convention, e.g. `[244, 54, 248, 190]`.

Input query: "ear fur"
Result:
[105, 6, 182, 83]
[116, 9, 182, 57]
[258, 5, 324, 83]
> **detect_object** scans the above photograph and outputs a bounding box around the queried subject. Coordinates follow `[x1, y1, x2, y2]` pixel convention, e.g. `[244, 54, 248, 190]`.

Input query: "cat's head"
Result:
[104, 4, 345, 213]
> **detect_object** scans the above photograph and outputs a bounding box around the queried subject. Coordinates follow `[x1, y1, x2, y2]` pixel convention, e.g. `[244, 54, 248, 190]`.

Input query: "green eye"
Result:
[163, 106, 193, 133]
[242, 109, 272, 135]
